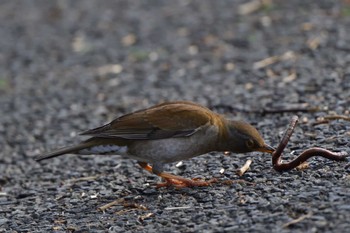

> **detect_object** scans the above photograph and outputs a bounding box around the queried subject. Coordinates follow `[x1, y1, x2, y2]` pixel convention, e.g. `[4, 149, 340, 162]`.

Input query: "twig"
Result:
[138, 213, 155, 222]
[313, 114, 350, 126]
[236, 160, 252, 176]
[114, 201, 147, 215]
[253, 56, 279, 69]
[164, 206, 192, 210]
[312, 119, 329, 126]
[283, 212, 313, 228]
[98, 198, 125, 211]
[115, 209, 133, 215]
[253, 51, 296, 69]
[123, 202, 147, 210]
[324, 115, 350, 121]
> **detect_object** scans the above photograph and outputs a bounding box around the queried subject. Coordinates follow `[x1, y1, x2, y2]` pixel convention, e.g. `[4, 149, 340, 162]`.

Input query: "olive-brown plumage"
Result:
[36, 101, 274, 187]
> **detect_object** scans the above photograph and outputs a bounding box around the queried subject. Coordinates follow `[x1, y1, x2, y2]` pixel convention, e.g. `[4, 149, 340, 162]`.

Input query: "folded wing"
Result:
[80, 101, 218, 140]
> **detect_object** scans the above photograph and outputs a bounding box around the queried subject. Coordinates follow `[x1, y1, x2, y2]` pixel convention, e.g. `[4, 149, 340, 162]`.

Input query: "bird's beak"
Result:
[258, 144, 275, 154]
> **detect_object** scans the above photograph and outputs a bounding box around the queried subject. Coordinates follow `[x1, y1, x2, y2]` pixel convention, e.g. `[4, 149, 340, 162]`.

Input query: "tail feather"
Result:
[35, 143, 91, 161]
[35, 138, 130, 161]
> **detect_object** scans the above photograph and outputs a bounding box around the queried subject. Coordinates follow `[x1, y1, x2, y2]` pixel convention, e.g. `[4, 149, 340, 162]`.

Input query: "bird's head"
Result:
[222, 120, 275, 154]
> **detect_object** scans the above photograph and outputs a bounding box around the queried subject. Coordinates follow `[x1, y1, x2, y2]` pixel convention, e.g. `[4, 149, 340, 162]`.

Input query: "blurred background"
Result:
[0, 0, 349, 232]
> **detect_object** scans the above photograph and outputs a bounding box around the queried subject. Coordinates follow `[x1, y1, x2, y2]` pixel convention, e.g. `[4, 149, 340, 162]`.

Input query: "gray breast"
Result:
[127, 125, 219, 163]
[79, 145, 128, 155]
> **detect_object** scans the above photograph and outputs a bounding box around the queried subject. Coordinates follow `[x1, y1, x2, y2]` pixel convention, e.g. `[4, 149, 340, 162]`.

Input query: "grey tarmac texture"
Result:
[0, 1, 349, 232]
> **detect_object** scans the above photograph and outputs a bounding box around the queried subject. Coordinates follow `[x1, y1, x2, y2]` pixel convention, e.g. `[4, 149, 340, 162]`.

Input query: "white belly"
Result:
[127, 125, 219, 163]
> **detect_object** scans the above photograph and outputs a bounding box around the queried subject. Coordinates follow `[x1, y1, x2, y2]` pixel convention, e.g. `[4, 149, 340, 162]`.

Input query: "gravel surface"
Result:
[1, 1, 350, 232]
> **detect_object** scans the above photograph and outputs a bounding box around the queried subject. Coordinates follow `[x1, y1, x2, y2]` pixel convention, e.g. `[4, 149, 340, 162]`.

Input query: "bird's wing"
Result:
[80, 101, 221, 140]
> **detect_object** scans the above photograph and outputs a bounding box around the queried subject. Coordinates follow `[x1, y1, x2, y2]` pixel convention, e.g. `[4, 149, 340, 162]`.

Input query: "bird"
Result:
[35, 101, 275, 187]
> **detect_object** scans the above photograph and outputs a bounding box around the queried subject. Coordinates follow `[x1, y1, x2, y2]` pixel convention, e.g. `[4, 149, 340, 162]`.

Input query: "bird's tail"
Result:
[35, 138, 129, 161]
[34, 142, 92, 161]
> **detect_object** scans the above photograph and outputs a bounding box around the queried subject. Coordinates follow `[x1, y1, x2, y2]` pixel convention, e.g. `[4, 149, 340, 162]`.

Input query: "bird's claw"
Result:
[156, 177, 218, 188]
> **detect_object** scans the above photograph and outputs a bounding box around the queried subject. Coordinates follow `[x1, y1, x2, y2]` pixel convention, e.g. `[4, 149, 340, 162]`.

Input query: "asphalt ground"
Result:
[0, 0, 350, 232]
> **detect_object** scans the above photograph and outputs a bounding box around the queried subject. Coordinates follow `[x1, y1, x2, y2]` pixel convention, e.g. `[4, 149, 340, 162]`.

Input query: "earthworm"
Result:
[272, 115, 348, 172]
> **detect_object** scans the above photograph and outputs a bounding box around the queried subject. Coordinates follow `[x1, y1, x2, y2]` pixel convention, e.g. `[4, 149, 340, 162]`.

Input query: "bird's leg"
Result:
[137, 162, 153, 173]
[137, 162, 216, 188]
[155, 172, 217, 188]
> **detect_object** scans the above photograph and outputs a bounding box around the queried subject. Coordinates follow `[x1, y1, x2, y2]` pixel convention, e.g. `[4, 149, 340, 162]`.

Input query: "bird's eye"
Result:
[246, 139, 255, 148]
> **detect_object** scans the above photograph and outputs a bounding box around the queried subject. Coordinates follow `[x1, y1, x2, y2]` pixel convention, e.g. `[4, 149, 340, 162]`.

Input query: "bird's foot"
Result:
[137, 162, 217, 188]
[156, 174, 217, 188]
